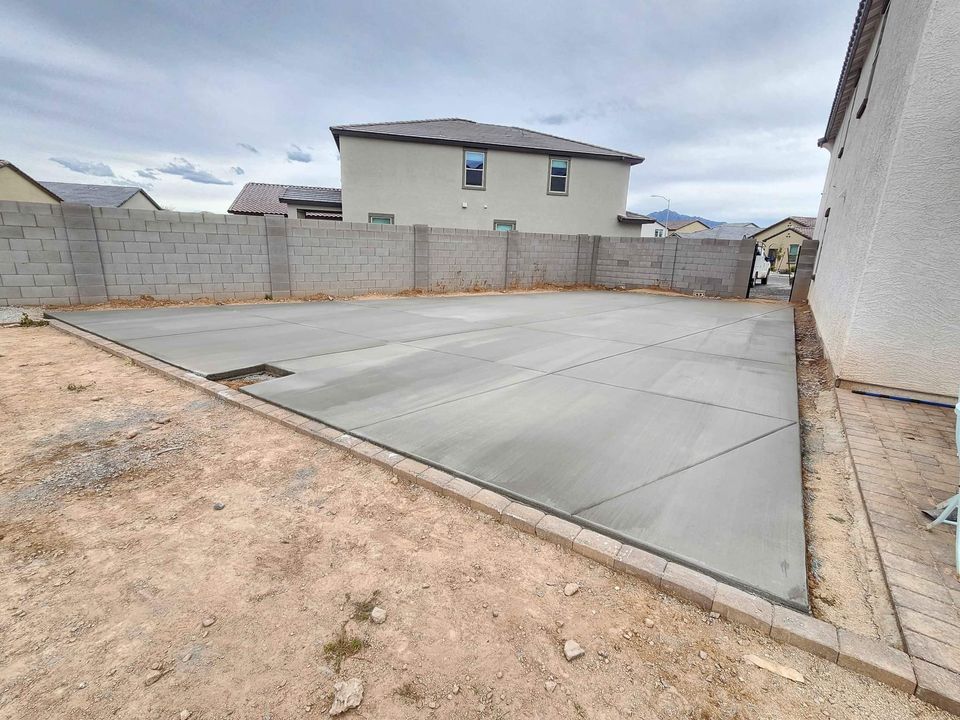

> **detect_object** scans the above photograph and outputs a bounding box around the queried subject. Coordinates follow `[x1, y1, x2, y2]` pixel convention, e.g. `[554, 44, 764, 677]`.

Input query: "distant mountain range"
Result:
[646, 209, 723, 228]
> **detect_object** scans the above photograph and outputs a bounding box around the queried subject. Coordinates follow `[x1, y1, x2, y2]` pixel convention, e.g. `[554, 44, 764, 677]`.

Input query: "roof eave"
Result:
[617, 215, 654, 225]
[331, 127, 644, 165]
[820, 0, 885, 146]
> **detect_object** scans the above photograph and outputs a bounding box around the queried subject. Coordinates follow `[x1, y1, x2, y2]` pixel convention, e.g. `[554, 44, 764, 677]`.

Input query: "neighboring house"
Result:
[809, 0, 959, 398]
[679, 223, 759, 241]
[617, 212, 664, 238]
[0, 160, 161, 209]
[329, 118, 655, 236]
[752, 216, 815, 272]
[227, 182, 343, 220]
[38, 181, 161, 210]
[667, 219, 710, 234]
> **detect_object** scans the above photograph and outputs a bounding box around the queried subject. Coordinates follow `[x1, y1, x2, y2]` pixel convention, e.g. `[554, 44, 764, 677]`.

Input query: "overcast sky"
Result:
[1, 0, 855, 225]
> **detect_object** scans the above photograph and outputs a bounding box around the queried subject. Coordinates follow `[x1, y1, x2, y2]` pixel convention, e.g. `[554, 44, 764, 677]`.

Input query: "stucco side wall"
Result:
[808, 0, 952, 393]
[836, 0, 960, 397]
[0, 167, 59, 204]
[339, 136, 644, 237]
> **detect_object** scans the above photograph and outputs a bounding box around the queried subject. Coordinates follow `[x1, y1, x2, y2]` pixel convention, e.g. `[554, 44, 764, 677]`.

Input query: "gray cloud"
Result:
[157, 158, 233, 185]
[231, 166, 245, 175]
[49, 157, 114, 177]
[5, 1, 854, 219]
[286, 145, 312, 163]
[136, 168, 158, 179]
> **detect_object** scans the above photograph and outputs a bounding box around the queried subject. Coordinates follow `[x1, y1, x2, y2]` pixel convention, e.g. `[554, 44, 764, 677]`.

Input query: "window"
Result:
[654, 228, 664, 238]
[788, 244, 801, 261]
[548, 157, 569, 194]
[463, 149, 486, 189]
[368, 213, 394, 225]
[493, 220, 516, 232]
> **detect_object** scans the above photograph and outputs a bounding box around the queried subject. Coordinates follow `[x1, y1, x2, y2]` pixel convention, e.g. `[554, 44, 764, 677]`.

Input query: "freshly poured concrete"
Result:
[51, 291, 807, 609]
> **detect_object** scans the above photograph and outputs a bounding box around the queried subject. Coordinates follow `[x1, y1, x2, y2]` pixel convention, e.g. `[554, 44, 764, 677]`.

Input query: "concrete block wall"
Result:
[595, 236, 665, 288]
[507, 232, 580, 287]
[671, 236, 755, 296]
[92, 207, 270, 301]
[426, 227, 508, 291]
[287, 219, 415, 296]
[0, 201, 80, 305]
[0, 202, 756, 305]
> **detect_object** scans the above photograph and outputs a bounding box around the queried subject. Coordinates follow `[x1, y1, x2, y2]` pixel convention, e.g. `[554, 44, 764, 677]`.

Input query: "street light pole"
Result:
[650, 194, 670, 238]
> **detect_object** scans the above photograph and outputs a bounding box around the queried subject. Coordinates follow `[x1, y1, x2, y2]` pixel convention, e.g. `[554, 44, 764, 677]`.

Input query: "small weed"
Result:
[264, 293, 273, 300]
[322, 627, 367, 672]
[19, 313, 49, 327]
[395, 681, 424, 703]
[65, 382, 93, 392]
[351, 590, 382, 622]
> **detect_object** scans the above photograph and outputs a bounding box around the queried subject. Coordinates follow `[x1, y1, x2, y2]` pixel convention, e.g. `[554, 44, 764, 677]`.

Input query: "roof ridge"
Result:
[332, 117, 475, 130]
[502, 124, 639, 159]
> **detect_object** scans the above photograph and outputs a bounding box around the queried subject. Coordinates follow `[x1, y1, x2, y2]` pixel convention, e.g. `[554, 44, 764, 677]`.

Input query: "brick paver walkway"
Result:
[837, 389, 960, 676]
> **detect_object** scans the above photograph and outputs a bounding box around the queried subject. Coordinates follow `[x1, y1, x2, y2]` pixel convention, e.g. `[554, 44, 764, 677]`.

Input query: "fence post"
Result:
[589, 236, 601, 285]
[62, 203, 108, 304]
[732, 236, 756, 298]
[265, 215, 291, 298]
[413, 224, 430, 290]
[790, 237, 819, 302]
[660, 234, 679, 290]
[504, 230, 519, 289]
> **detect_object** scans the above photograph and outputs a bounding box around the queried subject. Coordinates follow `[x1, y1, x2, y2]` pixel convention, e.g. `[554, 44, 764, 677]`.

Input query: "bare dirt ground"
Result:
[0, 321, 946, 719]
[794, 306, 901, 645]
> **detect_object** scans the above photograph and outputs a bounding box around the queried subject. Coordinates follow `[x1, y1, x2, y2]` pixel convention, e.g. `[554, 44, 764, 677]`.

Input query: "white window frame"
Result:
[547, 157, 570, 195]
[368, 213, 394, 225]
[463, 149, 487, 190]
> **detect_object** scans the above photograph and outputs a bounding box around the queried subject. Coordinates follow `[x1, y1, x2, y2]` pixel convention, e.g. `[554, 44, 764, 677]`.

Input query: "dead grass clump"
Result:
[351, 590, 382, 622]
[322, 627, 367, 672]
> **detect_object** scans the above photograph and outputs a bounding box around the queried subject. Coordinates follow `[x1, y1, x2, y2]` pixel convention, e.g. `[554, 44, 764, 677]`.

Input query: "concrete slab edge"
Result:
[46, 318, 958, 717]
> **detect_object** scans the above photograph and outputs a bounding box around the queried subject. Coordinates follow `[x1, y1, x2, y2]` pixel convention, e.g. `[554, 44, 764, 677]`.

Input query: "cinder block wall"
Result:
[0, 202, 756, 306]
[507, 233, 580, 287]
[287, 220, 415, 296]
[426, 227, 508, 291]
[595, 236, 665, 287]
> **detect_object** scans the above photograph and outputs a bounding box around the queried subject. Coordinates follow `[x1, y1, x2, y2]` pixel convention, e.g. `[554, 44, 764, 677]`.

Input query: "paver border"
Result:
[46, 318, 960, 716]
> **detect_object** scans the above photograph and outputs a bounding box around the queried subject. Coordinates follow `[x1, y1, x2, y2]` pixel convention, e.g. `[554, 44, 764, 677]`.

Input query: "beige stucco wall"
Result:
[119, 191, 159, 210]
[0, 166, 59, 203]
[754, 221, 806, 271]
[809, 0, 960, 398]
[339, 135, 647, 237]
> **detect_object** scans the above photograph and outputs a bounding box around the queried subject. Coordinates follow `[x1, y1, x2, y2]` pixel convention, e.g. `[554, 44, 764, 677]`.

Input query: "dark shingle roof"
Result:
[38, 181, 160, 209]
[228, 183, 342, 215]
[681, 223, 760, 241]
[617, 211, 655, 224]
[819, 0, 885, 146]
[330, 118, 644, 165]
[666, 219, 707, 230]
[278, 186, 343, 205]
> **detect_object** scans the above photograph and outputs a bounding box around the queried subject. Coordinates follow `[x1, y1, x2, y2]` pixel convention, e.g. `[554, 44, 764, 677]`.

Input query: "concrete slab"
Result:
[407, 326, 639, 372]
[662, 326, 795, 365]
[523, 308, 711, 345]
[578, 426, 807, 607]
[355, 374, 794, 547]
[249, 345, 541, 429]
[126, 324, 384, 378]
[562, 345, 798, 421]
[49, 291, 805, 608]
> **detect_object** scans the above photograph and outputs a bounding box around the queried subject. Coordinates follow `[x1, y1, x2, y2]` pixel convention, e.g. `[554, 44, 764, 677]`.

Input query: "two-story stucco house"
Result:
[328, 118, 657, 237]
[808, 0, 960, 398]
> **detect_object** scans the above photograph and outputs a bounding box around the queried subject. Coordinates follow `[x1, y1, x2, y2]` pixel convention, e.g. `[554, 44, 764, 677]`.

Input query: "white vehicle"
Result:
[752, 244, 771, 286]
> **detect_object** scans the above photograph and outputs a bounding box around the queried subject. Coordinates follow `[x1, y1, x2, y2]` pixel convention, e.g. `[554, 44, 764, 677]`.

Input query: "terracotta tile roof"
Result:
[330, 118, 644, 165]
[228, 182, 342, 215]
